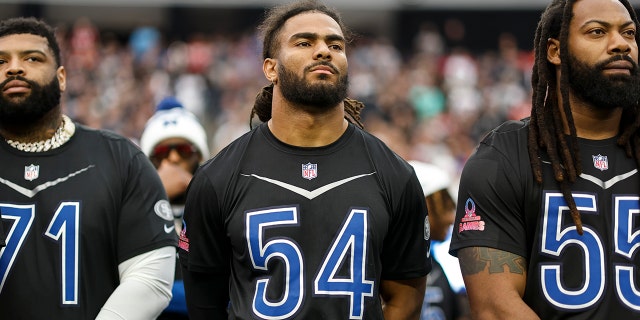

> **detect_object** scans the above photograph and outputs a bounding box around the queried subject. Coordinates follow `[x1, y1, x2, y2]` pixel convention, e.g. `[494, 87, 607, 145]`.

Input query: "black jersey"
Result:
[450, 119, 640, 319]
[0, 124, 178, 319]
[420, 259, 462, 320]
[180, 123, 431, 319]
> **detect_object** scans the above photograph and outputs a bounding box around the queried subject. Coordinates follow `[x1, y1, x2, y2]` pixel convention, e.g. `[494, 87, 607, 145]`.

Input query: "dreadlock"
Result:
[249, 0, 365, 130]
[529, 0, 640, 235]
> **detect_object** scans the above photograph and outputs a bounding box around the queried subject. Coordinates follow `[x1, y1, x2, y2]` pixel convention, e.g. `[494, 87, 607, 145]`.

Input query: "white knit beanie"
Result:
[408, 160, 451, 197]
[140, 97, 209, 160]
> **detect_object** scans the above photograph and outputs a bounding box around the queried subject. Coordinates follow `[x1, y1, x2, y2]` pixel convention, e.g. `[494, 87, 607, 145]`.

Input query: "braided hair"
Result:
[249, 0, 364, 129]
[529, 0, 640, 235]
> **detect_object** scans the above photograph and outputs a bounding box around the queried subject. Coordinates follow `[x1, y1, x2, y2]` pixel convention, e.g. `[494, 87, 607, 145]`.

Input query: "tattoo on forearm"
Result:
[458, 247, 526, 276]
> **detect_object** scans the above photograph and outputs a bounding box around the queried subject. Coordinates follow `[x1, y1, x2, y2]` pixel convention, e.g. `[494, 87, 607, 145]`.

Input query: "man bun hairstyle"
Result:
[250, 0, 363, 129]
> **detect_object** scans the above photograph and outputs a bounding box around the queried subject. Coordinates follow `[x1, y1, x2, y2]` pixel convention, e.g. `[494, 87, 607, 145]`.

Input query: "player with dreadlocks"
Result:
[449, 0, 640, 319]
[179, 0, 430, 319]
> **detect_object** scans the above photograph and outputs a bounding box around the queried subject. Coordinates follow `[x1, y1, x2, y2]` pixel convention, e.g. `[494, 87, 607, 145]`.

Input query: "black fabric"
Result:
[450, 119, 640, 319]
[180, 122, 431, 319]
[181, 268, 230, 320]
[0, 124, 177, 319]
[420, 259, 463, 320]
[0, 214, 5, 247]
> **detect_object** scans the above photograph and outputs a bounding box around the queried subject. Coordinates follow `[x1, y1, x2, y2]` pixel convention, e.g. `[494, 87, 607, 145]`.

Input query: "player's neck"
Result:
[559, 94, 622, 140]
[269, 96, 348, 147]
[0, 108, 63, 143]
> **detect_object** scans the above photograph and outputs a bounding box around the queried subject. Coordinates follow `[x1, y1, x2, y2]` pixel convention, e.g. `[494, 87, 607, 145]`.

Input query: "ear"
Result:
[263, 58, 278, 84]
[547, 38, 561, 65]
[57, 66, 66, 92]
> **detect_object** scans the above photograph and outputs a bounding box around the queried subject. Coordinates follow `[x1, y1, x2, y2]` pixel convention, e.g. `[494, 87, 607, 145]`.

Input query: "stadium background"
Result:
[1, 0, 638, 189]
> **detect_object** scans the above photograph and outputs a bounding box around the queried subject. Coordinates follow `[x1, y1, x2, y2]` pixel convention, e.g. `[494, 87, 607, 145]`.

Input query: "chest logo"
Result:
[302, 162, 318, 180]
[24, 164, 39, 181]
[592, 154, 608, 171]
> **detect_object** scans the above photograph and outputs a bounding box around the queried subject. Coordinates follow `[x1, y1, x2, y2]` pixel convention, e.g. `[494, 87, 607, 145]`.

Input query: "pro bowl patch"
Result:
[179, 225, 189, 252]
[154, 200, 174, 221]
[458, 197, 485, 233]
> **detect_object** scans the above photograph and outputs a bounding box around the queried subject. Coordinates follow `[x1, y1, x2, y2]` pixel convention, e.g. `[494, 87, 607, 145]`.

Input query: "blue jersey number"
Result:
[246, 207, 374, 319]
[541, 193, 640, 311]
[1, 202, 80, 305]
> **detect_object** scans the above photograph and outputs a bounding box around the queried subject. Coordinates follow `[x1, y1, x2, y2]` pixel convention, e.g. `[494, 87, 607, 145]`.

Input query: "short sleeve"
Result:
[449, 145, 528, 259]
[117, 152, 178, 262]
[179, 169, 231, 275]
[381, 171, 431, 279]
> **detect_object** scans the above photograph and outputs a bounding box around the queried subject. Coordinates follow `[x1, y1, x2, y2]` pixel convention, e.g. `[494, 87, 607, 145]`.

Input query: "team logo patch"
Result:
[459, 198, 485, 233]
[302, 162, 318, 180]
[154, 200, 173, 221]
[179, 222, 189, 252]
[592, 154, 608, 171]
[24, 164, 39, 181]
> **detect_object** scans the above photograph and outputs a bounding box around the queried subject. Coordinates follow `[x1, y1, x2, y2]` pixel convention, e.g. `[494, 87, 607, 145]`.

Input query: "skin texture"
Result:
[263, 11, 426, 320]
[459, 1, 639, 319]
[263, 12, 349, 148]
[547, 0, 637, 139]
[152, 137, 201, 200]
[0, 33, 66, 141]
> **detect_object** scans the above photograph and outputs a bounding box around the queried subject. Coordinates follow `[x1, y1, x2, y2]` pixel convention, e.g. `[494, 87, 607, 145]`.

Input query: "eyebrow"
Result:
[581, 19, 636, 29]
[290, 32, 345, 43]
[0, 49, 47, 57]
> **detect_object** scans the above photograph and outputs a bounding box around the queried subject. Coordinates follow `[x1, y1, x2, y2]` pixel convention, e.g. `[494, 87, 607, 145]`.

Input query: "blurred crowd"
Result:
[55, 16, 535, 186]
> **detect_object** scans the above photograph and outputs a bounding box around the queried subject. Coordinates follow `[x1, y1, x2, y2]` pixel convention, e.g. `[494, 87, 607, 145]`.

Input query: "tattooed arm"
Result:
[457, 247, 540, 320]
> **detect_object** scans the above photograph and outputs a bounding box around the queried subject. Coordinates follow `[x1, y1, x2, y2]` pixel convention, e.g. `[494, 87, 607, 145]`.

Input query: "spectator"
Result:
[140, 96, 210, 318]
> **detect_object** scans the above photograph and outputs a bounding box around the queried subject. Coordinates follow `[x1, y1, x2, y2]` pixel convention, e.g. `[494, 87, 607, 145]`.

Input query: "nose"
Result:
[314, 42, 331, 60]
[609, 32, 633, 55]
[5, 59, 24, 77]
[166, 148, 182, 163]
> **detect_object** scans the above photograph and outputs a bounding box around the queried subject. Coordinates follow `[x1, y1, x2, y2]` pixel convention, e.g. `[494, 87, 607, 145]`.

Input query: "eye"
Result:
[623, 29, 636, 38]
[25, 56, 41, 62]
[296, 41, 312, 47]
[589, 28, 606, 35]
[329, 44, 343, 51]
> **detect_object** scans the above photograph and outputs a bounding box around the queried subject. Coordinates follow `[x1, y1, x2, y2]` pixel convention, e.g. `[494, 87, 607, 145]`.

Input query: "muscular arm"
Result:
[458, 247, 539, 320]
[380, 277, 426, 320]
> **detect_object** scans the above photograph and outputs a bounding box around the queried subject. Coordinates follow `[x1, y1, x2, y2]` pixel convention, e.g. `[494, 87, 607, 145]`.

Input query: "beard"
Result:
[0, 75, 62, 127]
[568, 53, 640, 111]
[278, 62, 348, 110]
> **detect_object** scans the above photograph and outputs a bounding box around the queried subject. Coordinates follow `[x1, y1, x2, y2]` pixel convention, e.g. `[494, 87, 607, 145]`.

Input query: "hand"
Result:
[156, 160, 193, 200]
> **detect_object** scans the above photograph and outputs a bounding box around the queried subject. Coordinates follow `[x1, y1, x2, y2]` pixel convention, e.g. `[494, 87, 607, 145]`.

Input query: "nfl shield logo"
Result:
[592, 154, 608, 171]
[24, 164, 39, 181]
[302, 163, 317, 180]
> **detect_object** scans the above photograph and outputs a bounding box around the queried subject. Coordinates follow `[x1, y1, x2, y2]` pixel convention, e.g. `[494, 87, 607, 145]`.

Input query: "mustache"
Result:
[596, 55, 639, 72]
[0, 75, 38, 90]
[305, 61, 339, 74]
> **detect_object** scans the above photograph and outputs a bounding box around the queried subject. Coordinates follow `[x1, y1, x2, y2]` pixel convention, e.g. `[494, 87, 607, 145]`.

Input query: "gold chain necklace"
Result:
[6, 115, 76, 152]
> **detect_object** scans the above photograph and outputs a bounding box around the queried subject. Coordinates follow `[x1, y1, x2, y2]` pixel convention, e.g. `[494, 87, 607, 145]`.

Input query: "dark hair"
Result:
[0, 17, 61, 67]
[258, 0, 352, 60]
[528, 0, 640, 235]
[250, 0, 363, 129]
